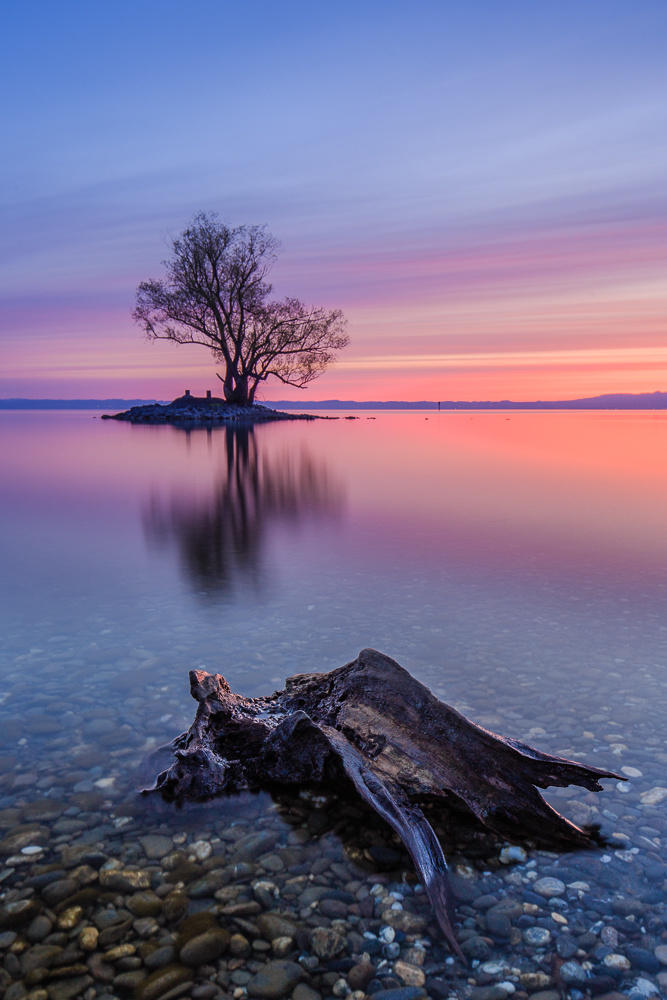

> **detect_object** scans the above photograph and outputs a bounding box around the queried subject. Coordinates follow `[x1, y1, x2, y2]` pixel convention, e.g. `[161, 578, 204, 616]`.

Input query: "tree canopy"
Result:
[133, 213, 349, 405]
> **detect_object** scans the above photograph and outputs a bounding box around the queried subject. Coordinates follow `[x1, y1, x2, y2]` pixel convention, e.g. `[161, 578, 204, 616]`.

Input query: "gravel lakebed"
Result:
[1, 617, 666, 1000]
[1, 691, 666, 1000]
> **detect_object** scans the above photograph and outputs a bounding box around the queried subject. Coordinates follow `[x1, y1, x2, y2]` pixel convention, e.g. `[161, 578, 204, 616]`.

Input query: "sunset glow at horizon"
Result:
[2, 1, 667, 402]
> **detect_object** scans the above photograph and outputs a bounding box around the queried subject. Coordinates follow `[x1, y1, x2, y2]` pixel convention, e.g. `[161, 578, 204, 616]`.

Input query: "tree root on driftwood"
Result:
[143, 648, 622, 956]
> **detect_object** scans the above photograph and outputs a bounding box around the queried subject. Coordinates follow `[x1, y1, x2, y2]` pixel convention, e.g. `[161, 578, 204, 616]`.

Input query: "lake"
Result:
[1, 409, 666, 999]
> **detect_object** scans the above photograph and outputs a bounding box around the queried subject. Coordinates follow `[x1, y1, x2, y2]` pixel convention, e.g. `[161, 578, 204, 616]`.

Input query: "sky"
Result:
[2, 0, 667, 401]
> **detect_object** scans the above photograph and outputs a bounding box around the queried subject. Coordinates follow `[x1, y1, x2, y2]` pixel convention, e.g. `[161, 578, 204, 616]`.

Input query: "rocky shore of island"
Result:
[101, 391, 317, 427]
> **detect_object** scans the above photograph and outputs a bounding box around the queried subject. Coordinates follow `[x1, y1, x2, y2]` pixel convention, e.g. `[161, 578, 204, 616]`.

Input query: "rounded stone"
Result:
[293, 986, 322, 1000]
[499, 846, 527, 864]
[603, 953, 631, 971]
[486, 911, 512, 938]
[0, 898, 40, 927]
[394, 960, 426, 987]
[40, 878, 78, 906]
[257, 913, 298, 941]
[523, 926, 551, 947]
[271, 936, 294, 957]
[462, 935, 492, 960]
[144, 945, 176, 970]
[229, 933, 251, 957]
[99, 868, 150, 892]
[559, 961, 587, 986]
[162, 890, 188, 922]
[520, 972, 551, 990]
[79, 926, 99, 951]
[639, 786, 667, 807]
[179, 929, 230, 966]
[140, 835, 173, 860]
[57, 906, 83, 931]
[127, 891, 163, 918]
[348, 961, 376, 991]
[480, 961, 507, 976]
[379, 909, 426, 934]
[137, 964, 193, 1000]
[190, 839, 212, 861]
[26, 915, 53, 942]
[246, 959, 303, 998]
[310, 926, 346, 959]
[533, 877, 566, 898]
[470, 988, 511, 1000]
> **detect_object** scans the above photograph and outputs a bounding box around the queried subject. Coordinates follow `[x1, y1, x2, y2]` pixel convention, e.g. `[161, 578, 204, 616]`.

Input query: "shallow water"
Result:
[1, 410, 666, 1000]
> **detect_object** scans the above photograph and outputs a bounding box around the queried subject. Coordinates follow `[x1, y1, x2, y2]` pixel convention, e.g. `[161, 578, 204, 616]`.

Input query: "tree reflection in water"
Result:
[143, 425, 343, 596]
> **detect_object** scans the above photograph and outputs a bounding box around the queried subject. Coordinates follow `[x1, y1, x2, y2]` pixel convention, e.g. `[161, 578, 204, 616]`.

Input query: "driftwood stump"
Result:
[144, 648, 621, 955]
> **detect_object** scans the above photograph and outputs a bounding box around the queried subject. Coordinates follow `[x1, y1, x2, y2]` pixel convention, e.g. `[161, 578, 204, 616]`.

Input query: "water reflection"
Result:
[143, 425, 343, 596]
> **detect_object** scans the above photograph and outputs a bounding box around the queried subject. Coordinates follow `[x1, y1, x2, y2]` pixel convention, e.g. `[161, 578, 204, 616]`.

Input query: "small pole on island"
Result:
[206, 390, 211, 399]
[438, 401, 441, 412]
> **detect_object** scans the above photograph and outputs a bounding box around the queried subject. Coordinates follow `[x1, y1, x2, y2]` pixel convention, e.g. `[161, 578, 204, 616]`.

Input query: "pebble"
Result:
[293, 986, 322, 1000]
[179, 928, 230, 965]
[631, 979, 660, 999]
[394, 960, 426, 987]
[246, 959, 303, 998]
[79, 925, 99, 950]
[143, 944, 176, 970]
[347, 960, 376, 990]
[639, 787, 667, 806]
[532, 877, 565, 897]
[57, 905, 83, 930]
[190, 839, 212, 861]
[523, 927, 551, 947]
[520, 972, 551, 990]
[127, 890, 164, 917]
[26, 914, 53, 941]
[603, 953, 632, 971]
[470, 987, 512, 1000]
[368, 988, 427, 1000]
[499, 846, 527, 864]
[257, 913, 298, 941]
[137, 965, 193, 1000]
[480, 961, 506, 976]
[99, 867, 150, 892]
[310, 926, 346, 959]
[559, 961, 588, 986]
[140, 835, 173, 860]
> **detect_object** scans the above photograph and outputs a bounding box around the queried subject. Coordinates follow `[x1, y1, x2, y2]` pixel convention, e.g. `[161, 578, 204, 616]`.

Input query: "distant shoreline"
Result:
[3, 390, 667, 411]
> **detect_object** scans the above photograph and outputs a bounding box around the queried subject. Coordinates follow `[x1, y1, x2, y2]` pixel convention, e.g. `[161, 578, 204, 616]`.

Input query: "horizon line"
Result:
[2, 388, 667, 410]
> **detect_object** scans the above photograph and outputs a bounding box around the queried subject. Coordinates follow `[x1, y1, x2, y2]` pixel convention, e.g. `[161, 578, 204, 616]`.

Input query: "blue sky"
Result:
[2, 0, 667, 398]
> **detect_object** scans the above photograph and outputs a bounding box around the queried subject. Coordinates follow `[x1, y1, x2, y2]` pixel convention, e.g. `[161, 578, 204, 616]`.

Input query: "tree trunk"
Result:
[144, 648, 622, 957]
[218, 371, 250, 406]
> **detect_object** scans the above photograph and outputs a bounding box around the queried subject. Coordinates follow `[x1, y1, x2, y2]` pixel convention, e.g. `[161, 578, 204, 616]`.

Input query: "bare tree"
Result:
[133, 213, 349, 405]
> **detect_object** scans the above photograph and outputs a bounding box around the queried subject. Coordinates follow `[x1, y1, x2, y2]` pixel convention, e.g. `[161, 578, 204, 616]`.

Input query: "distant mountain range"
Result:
[3, 391, 667, 410]
[266, 391, 667, 410]
[0, 398, 165, 409]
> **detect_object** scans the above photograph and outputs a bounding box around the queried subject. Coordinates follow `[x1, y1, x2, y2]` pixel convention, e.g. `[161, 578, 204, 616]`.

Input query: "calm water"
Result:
[1, 409, 666, 998]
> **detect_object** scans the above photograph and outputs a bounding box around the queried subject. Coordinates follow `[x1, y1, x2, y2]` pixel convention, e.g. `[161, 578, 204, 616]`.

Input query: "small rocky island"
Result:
[102, 390, 316, 427]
